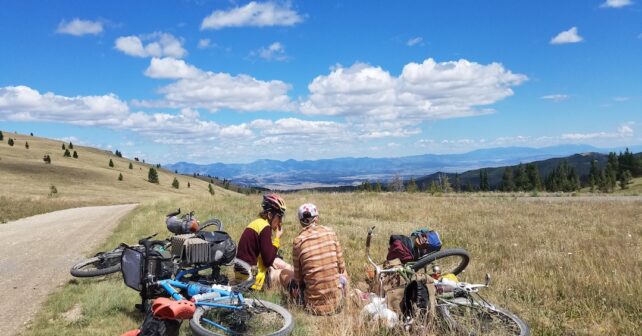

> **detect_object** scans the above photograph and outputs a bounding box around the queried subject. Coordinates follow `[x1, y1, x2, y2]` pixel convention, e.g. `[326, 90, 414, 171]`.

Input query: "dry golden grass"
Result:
[24, 192, 642, 336]
[0, 131, 233, 222]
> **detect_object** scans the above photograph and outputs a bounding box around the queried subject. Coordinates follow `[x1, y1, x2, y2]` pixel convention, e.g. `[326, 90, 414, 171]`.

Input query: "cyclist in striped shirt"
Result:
[280, 203, 348, 315]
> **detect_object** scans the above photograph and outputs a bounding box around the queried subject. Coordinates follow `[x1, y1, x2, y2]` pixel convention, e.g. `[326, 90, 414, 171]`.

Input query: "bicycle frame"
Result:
[150, 262, 255, 334]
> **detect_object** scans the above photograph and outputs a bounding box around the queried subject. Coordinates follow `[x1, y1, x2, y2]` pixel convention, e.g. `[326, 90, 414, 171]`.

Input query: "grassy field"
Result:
[23, 193, 642, 336]
[0, 131, 232, 222]
[3, 131, 641, 335]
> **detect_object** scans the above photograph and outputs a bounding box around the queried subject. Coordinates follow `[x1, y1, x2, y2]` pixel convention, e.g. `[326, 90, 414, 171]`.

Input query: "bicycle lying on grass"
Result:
[366, 226, 529, 336]
[118, 211, 294, 336]
[70, 209, 219, 278]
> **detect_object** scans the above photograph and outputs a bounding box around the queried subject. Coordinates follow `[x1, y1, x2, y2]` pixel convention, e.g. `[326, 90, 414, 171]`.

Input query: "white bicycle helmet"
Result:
[297, 203, 318, 226]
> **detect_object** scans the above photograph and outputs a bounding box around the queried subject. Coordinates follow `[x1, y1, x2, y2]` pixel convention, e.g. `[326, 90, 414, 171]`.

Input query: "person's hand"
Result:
[275, 224, 284, 239]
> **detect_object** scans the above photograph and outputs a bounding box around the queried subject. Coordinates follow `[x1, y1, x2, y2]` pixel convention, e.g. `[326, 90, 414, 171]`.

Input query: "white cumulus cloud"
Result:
[253, 42, 288, 61]
[561, 123, 634, 140]
[407, 37, 423, 46]
[300, 58, 527, 124]
[198, 39, 212, 49]
[144, 58, 200, 79]
[115, 33, 187, 58]
[56, 18, 103, 36]
[601, 0, 633, 8]
[0, 85, 128, 126]
[551, 27, 583, 44]
[541, 94, 569, 102]
[201, 1, 303, 30]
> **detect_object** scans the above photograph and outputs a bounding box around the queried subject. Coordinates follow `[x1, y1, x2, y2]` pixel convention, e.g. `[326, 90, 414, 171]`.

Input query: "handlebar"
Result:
[198, 218, 223, 232]
[166, 208, 181, 217]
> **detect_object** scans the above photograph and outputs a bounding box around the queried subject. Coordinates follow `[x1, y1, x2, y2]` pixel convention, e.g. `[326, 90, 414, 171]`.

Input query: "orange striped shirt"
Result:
[292, 224, 345, 315]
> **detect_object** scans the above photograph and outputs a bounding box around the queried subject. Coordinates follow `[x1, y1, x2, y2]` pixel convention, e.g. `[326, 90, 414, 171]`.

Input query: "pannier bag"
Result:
[121, 246, 174, 292]
[122, 246, 144, 291]
[170, 231, 236, 266]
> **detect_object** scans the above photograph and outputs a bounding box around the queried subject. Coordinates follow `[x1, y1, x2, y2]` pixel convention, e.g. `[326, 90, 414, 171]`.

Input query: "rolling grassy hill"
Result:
[0, 131, 236, 222]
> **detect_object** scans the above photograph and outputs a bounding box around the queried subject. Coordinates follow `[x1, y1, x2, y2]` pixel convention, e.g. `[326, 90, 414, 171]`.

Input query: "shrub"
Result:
[8, 138, 14, 146]
[108, 159, 114, 167]
[43, 154, 51, 164]
[172, 177, 180, 189]
[0, 130, 3, 141]
[49, 185, 58, 197]
[118, 173, 123, 181]
[187, 182, 191, 188]
[73, 151, 78, 159]
[68, 142, 74, 149]
[129, 162, 133, 169]
[63, 149, 71, 157]
[208, 183, 215, 195]
[148, 168, 159, 184]
[25, 141, 29, 149]
[62, 143, 66, 150]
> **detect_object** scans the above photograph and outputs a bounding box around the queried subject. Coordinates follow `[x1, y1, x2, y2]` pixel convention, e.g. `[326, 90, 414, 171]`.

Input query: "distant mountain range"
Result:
[165, 144, 642, 189]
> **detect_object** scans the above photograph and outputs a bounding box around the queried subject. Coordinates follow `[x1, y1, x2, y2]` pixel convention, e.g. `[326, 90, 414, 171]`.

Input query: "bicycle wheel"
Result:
[411, 248, 470, 275]
[70, 251, 122, 277]
[438, 297, 529, 336]
[190, 298, 294, 336]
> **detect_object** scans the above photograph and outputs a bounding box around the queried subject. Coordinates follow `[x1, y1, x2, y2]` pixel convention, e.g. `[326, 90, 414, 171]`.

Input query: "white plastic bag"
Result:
[361, 295, 398, 328]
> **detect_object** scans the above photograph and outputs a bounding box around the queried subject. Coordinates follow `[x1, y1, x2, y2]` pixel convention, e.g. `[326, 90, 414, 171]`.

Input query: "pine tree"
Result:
[118, 173, 123, 181]
[0, 130, 3, 141]
[620, 170, 632, 189]
[453, 173, 461, 193]
[187, 182, 191, 188]
[373, 182, 382, 192]
[172, 177, 179, 189]
[129, 162, 133, 169]
[429, 181, 439, 195]
[73, 150, 78, 159]
[62, 143, 66, 150]
[43, 154, 51, 164]
[108, 159, 114, 167]
[514, 164, 530, 191]
[64, 149, 71, 157]
[148, 167, 159, 184]
[588, 159, 600, 192]
[208, 183, 215, 195]
[501, 167, 515, 192]
[526, 164, 541, 191]
[68, 142, 74, 149]
[8, 138, 14, 146]
[25, 141, 29, 149]
[115, 150, 122, 157]
[406, 178, 418, 193]
[479, 169, 489, 191]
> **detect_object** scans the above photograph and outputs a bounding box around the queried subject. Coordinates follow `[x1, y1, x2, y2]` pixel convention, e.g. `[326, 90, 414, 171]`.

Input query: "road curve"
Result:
[0, 204, 138, 336]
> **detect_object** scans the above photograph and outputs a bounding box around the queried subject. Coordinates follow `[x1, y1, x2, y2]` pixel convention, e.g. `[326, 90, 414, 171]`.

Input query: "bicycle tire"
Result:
[70, 252, 122, 277]
[438, 297, 530, 336]
[411, 248, 470, 275]
[190, 298, 294, 336]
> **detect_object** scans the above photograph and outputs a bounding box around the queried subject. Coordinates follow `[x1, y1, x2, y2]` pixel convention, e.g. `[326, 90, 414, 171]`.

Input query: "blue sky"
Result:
[1, 0, 640, 164]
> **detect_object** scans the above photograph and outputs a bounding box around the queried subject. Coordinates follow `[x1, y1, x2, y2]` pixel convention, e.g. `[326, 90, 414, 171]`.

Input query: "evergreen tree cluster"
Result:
[545, 161, 580, 192]
[588, 149, 642, 192]
[501, 164, 541, 192]
[115, 149, 122, 157]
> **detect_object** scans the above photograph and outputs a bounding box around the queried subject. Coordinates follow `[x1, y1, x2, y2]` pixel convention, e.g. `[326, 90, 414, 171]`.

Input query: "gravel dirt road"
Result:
[0, 204, 137, 336]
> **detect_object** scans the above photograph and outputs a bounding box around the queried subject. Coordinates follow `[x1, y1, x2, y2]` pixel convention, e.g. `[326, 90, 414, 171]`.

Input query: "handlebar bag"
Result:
[196, 231, 237, 265]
